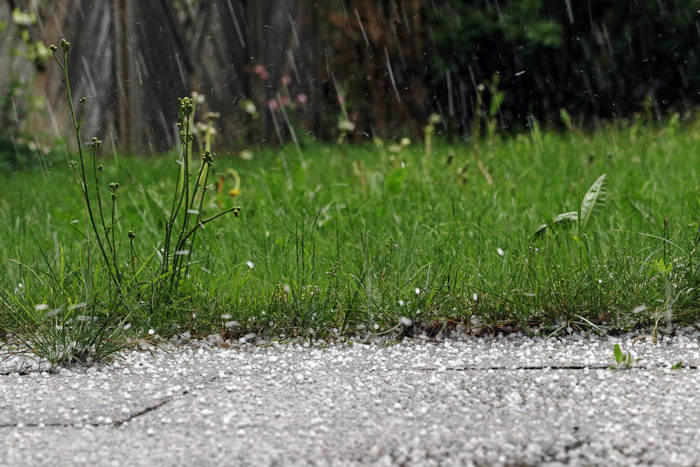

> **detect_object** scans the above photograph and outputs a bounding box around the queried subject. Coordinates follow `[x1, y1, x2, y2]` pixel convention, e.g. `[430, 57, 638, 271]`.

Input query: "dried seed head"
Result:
[128, 230, 136, 240]
[49, 44, 58, 53]
[108, 182, 119, 191]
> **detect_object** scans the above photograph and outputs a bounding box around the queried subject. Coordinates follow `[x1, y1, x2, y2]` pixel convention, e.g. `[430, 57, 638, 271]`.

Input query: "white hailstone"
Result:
[399, 317, 413, 327]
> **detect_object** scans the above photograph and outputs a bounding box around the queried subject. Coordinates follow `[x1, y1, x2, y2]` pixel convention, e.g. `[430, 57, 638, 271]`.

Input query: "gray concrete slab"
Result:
[1, 330, 699, 466]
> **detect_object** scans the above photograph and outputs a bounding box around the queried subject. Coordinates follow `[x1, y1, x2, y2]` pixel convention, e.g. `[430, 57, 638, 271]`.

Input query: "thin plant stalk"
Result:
[51, 41, 121, 291]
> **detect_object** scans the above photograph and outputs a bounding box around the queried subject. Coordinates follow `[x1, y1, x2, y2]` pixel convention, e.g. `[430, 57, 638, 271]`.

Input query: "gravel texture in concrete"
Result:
[1, 329, 699, 466]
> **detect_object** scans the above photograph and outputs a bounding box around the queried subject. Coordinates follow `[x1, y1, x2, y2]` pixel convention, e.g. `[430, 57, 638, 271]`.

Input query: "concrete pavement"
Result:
[1, 329, 699, 466]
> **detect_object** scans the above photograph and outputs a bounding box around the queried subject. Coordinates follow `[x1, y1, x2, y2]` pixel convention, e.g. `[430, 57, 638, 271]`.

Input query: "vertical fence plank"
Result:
[113, 0, 131, 150]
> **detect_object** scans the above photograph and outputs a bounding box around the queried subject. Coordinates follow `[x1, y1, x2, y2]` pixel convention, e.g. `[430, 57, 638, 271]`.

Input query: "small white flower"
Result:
[472, 293, 479, 302]
[338, 119, 355, 132]
[398, 299, 405, 306]
[191, 91, 205, 105]
[245, 261, 255, 269]
[148, 329, 156, 335]
[415, 288, 421, 295]
[243, 101, 256, 114]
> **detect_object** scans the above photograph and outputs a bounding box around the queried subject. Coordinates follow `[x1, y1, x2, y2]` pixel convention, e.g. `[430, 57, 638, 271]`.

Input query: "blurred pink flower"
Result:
[253, 64, 269, 80]
[297, 93, 308, 104]
[267, 99, 278, 110]
[281, 75, 291, 86]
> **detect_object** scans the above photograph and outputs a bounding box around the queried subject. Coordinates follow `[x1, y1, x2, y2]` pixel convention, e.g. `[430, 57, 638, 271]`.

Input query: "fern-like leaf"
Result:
[579, 174, 607, 231]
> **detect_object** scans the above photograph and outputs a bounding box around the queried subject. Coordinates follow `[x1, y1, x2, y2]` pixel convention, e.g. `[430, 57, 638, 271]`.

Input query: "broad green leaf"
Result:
[552, 211, 579, 224]
[613, 343, 622, 364]
[533, 223, 549, 238]
[580, 174, 607, 231]
[532, 212, 577, 239]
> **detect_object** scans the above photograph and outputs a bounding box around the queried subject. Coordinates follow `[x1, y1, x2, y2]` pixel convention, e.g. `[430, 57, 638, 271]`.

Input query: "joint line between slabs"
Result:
[0, 376, 222, 429]
[409, 365, 698, 371]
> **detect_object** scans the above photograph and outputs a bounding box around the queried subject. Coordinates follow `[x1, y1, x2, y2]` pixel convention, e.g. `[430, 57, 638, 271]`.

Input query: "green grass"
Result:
[0, 119, 698, 364]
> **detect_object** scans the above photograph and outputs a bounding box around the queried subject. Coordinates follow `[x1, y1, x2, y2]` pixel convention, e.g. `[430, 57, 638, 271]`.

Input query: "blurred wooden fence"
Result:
[3, 0, 435, 152]
[4, 1, 699, 153]
[4, 0, 325, 152]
